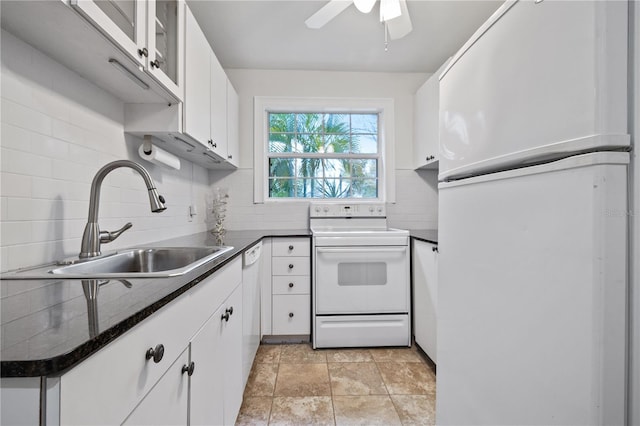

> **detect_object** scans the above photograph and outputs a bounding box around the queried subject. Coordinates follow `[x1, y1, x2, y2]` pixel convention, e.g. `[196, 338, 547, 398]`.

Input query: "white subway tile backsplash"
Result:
[52, 119, 85, 146]
[1, 122, 31, 151]
[51, 158, 94, 182]
[0, 68, 33, 107]
[0, 147, 53, 177]
[0, 221, 32, 246]
[30, 134, 70, 160]
[1, 98, 53, 136]
[1, 172, 32, 198]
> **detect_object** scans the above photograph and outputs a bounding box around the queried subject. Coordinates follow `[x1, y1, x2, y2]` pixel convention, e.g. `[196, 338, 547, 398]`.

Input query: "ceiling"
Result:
[187, 0, 503, 73]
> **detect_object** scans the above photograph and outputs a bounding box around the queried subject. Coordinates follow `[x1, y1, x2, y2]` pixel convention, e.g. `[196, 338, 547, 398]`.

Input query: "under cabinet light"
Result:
[108, 58, 149, 90]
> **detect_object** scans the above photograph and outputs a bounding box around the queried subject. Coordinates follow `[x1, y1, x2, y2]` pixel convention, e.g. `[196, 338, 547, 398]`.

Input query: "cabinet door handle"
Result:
[288, 282, 294, 288]
[208, 140, 217, 149]
[182, 361, 195, 376]
[150, 59, 160, 68]
[289, 312, 294, 318]
[225, 306, 234, 316]
[145, 344, 165, 363]
[432, 246, 439, 253]
[221, 312, 230, 322]
[288, 264, 294, 269]
[138, 47, 148, 58]
[288, 245, 294, 250]
[227, 155, 233, 159]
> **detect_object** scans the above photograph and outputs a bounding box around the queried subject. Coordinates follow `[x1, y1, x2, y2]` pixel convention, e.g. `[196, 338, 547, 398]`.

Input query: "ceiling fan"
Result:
[305, 0, 413, 41]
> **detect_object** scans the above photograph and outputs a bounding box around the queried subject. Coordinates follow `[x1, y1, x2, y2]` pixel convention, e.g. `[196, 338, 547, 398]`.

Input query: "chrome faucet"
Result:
[79, 160, 166, 258]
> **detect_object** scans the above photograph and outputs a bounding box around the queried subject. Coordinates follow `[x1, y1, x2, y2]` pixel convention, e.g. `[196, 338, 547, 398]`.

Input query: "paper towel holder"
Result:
[139, 135, 181, 170]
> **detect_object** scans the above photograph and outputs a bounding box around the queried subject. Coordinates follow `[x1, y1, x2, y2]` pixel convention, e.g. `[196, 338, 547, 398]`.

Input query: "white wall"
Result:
[0, 30, 210, 272]
[211, 68, 439, 231]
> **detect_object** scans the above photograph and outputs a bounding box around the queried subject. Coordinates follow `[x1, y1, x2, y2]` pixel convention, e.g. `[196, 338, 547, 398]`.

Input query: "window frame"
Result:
[254, 97, 396, 203]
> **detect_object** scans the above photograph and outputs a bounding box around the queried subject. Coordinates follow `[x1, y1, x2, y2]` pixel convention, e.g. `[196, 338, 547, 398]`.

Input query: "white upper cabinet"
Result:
[183, 6, 213, 145]
[70, 0, 146, 66]
[1, 0, 180, 103]
[146, 0, 183, 98]
[413, 58, 450, 170]
[70, 0, 184, 101]
[124, 4, 239, 169]
[226, 80, 240, 167]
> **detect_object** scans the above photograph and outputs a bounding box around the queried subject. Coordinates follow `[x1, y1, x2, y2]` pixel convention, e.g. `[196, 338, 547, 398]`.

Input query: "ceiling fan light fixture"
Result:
[354, 0, 376, 14]
[380, 0, 401, 22]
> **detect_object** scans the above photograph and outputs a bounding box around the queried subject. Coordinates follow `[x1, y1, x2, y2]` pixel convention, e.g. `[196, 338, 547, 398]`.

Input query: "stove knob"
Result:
[323, 206, 329, 213]
[315, 206, 321, 213]
[377, 207, 383, 213]
[369, 206, 374, 213]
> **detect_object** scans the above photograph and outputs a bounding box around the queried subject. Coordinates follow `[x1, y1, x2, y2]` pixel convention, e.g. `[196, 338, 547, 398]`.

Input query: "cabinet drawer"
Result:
[272, 295, 310, 335]
[59, 258, 242, 425]
[273, 276, 310, 295]
[272, 257, 310, 276]
[272, 238, 310, 257]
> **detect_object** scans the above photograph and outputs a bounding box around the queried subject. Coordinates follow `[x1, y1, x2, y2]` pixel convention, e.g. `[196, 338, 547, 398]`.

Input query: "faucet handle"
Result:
[100, 222, 133, 244]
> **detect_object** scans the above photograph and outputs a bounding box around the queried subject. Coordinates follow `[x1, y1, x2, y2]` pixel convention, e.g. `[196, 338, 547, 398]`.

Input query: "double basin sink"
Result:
[4, 246, 234, 279]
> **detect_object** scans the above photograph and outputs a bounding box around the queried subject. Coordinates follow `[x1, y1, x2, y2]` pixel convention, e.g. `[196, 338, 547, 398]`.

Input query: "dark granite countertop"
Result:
[0, 229, 309, 378]
[409, 229, 438, 244]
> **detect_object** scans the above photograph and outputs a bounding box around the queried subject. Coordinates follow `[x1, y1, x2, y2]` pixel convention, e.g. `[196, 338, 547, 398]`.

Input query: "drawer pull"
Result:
[288, 245, 294, 250]
[288, 282, 294, 288]
[182, 361, 195, 376]
[289, 264, 294, 269]
[289, 312, 294, 318]
[225, 306, 234, 316]
[145, 344, 165, 363]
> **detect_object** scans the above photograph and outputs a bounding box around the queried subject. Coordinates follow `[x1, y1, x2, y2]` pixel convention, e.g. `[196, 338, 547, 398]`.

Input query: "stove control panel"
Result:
[309, 203, 386, 218]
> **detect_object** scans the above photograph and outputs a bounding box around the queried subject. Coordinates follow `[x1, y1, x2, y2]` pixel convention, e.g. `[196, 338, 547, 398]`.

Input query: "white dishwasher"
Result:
[242, 241, 262, 387]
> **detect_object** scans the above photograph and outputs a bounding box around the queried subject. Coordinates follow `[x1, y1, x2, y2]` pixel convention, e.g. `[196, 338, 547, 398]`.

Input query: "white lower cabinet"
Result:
[122, 348, 190, 426]
[190, 285, 242, 426]
[54, 258, 244, 425]
[412, 239, 438, 363]
[271, 238, 311, 336]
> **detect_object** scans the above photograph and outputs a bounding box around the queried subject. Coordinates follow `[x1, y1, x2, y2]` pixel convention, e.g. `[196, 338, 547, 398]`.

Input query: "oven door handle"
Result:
[316, 247, 407, 254]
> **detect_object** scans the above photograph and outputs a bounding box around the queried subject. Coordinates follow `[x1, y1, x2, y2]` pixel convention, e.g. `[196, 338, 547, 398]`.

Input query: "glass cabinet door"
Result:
[71, 0, 146, 66]
[147, 0, 183, 99]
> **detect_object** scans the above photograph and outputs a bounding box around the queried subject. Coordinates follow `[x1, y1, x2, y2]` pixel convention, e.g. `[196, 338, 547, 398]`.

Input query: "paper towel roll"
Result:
[138, 142, 181, 170]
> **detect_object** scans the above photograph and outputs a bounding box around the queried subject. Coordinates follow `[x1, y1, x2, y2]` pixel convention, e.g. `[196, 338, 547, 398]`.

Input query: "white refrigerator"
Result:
[436, 1, 630, 425]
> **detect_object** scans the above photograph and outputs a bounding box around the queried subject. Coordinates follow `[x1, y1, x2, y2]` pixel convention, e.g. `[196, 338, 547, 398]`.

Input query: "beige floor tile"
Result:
[325, 349, 373, 363]
[370, 348, 424, 363]
[244, 363, 279, 397]
[377, 362, 436, 395]
[269, 396, 335, 426]
[280, 343, 327, 363]
[254, 344, 282, 363]
[328, 362, 387, 396]
[391, 394, 436, 426]
[275, 363, 332, 396]
[235, 396, 272, 426]
[333, 395, 401, 426]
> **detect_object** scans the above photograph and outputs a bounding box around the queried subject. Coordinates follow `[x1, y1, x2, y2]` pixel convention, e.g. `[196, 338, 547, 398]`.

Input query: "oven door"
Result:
[314, 246, 409, 314]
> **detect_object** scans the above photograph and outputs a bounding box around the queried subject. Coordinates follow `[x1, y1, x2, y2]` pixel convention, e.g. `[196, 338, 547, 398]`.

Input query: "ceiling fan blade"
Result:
[386, 0, 412, 40]
[305, 0, 353, 29]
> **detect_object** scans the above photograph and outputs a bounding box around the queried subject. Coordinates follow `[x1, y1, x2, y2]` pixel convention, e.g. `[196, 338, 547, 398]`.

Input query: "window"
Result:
[254, 97, 395, 203]
[268, 112, 379, 199]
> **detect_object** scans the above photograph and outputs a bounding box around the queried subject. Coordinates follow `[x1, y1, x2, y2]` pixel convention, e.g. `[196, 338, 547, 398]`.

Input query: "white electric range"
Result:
[310, 203, 411, 348]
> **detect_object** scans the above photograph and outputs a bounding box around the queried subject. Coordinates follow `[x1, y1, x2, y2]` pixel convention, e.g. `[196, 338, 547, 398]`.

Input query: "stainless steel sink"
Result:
[2, 246, 234, 279]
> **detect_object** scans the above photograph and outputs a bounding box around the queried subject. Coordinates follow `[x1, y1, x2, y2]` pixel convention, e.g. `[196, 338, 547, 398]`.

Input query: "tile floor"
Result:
[236, 344, 436, 426]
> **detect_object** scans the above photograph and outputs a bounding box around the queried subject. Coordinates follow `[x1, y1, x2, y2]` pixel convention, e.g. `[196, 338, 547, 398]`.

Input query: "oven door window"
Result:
[338, 262, 387, 286]
[315, 246, 409, 314]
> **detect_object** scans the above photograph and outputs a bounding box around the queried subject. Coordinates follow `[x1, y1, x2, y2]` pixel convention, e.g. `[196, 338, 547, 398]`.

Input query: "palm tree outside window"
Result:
[268, 112, 379, 199]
